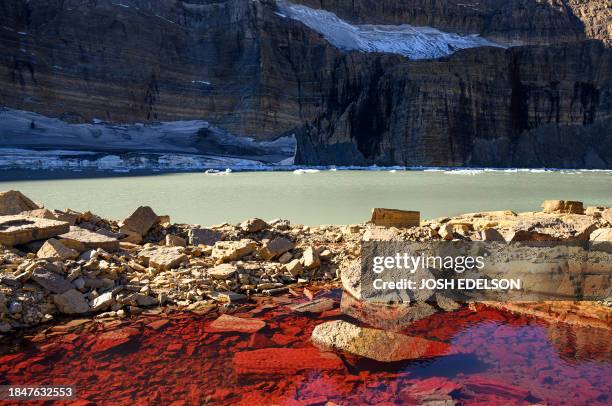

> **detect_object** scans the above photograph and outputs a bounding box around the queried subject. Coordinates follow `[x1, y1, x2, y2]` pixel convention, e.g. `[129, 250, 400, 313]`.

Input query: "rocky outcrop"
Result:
[0, 0, 610, 167]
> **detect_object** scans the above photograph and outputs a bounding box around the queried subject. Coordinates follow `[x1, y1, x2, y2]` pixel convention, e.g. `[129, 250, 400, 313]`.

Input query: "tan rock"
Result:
[311, 320, 449, 362]
[362, 226, 399, 241]
[165, 234, 186, 247]
[481, 228, 505, 241]
[53, 289, 90, 314]
[0, 190, 40, 215]
[240, 218, 269, 233]
[371, 208, 420, 228]
[0, 215, 70, 246]
[58, 226, 119, 252]
[138, 246, 187, 270]
[258, 237, 294, 260]
[37, 238, 79, 260]
[284, 259, 303, 277]
[590, 228, 612, 241]
[122, 206, 159, 236]
[541, 200, 584, 214]
[438, 223, 454, 240]
[208, 263, 239, 280]
[212, 240, 257, 263]
[19, 208, 57, 219]
[278, 252, 293, 264]
[303, 247, 320, 269]
[206, 314, 265, 333]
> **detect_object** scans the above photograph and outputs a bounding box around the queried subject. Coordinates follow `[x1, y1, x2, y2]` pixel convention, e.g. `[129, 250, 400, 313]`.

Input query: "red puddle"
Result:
[0, 292, 611, 405]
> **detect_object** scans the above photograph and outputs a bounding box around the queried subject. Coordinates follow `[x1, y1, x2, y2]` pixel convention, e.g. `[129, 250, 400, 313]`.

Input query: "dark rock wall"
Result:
[0, 0, 610, 168]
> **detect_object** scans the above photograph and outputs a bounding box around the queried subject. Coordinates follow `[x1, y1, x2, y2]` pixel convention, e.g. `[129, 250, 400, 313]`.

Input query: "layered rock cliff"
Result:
[0, 0, 610, 168]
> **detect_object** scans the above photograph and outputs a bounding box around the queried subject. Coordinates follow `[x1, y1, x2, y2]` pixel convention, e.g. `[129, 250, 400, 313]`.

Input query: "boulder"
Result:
[19, 208, 57, 219]
[37, 238, 79, 261]
[121, 206, 159, 236]
[138, 246, 187, 270]
[311, 320, 449, 362]
[541, 200, 584, 214]
[590, 228, 612, 241]
[362, 226, 399, 241]
[438, 223, 454, 240]
[31, 267, 73, 293]
[58, 226, 120, 252]
[371, 208, 420, 228]
[0, 216, 70, 246]
[53, 289, 90, 314]
[0, 190, 40, 215]
[208, 263, 239, 280]
[258, 237, 294, 260]
[303, 247, 321, 269]
[283, 259, 303, 277]
[240, 218, 269, 233]
[206, 314, 265, 333]
[212, 240, 257, 263]
[188, 228, 223, 246]
[165, 234, 186, 247]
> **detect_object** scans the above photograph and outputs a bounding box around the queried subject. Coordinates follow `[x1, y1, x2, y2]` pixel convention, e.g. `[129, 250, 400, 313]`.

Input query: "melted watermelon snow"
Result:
[0, 291, 610, 405]
[276, 1, 504, 59]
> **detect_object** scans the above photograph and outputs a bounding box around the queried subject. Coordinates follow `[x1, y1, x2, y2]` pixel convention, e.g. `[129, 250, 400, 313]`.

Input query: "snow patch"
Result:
[276, 1, 504, 59]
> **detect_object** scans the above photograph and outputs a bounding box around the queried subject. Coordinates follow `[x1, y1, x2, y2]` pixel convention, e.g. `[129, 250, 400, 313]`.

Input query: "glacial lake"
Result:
[0, 169, 610, 226]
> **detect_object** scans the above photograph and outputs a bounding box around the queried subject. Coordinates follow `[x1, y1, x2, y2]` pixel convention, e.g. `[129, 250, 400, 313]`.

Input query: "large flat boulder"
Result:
[371, 208, 420, 228]
[211, 240, 257, 263]
[311, 320, 449, 362]
[31, 267, 73, 294]
[58, 226, 120, 252]
[53, 289, 90, 314]
[0, 216, 70, 246]
[0, 190, 40, 215]
[541, 200, 584, 214]
[188, 228, 223, 246]
[233, 347, 344, 376]
[258, 237, 294, 260]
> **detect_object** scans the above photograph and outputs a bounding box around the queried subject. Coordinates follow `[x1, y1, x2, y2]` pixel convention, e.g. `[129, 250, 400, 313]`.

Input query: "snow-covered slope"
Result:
[276, 1, 504, 59]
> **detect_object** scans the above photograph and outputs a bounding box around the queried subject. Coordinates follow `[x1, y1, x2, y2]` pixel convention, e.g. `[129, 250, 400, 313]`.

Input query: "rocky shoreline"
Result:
[1, 190, 611, 334]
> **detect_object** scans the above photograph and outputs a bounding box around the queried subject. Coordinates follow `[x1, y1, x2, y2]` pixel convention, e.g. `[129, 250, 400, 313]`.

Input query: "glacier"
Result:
[0, 107, 296, 171]
[276, 1, 504, 59]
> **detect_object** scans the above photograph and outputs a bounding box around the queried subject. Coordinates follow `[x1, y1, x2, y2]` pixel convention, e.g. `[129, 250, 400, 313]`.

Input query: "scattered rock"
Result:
[53, 289, 91, 314]
[303, 247, 321, 269]
[208, 263, 239, 280]
[212, 240, 257, 263]
[207, 291, 247, 303]
[91, 291, 114, 312]
[58, 226, 119, 252]
[480, 228, 506, 241]
[258, 237, 294, 260]
[31, 267, 73, 294]
[311, 320, 449, 362]
[240, 218, 269, 233]
[289, 298, 335, 313]
[283, 259, 303, 277]
[438, 223, 454, 240]
[165, 234, 186, 247]
[0, 190, 40, 215]
[37, 238, 79, 260]
[0, 215, 70, 246]
[278, 251, 293, 264]
[188, 228, 223, 246]
[371, 208, 420, 228]
[122, 206, 159, 236]
[206, 314, 265, 333]
[138, 246, 187, 270]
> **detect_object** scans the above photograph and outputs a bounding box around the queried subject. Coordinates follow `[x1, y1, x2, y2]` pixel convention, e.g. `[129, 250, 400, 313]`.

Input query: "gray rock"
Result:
[8, 301, 22, 314]
[259, 237, 294, 260]
[53, 289, 90, 314]
[188, 228, 223, 246]
[31, 268, 73, 294]
[91, 291, 114, 312]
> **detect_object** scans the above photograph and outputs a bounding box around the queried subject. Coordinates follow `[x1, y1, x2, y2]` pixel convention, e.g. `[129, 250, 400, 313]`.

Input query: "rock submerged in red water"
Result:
[233, 347, 344, 376]
[206, 314, 265, 333]
[90, 327, 140, 354]
[311, 320, 449, 362]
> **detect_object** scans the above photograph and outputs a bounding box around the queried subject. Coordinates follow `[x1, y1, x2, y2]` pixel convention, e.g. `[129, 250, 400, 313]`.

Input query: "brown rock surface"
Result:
[58, 226, 120, 252]
[37, 238, 79, 261]
[0, 216, 70, 246]
[122, 206, 159, 236]
[138, 246, 187, 270]
[0, 191, 40, 216]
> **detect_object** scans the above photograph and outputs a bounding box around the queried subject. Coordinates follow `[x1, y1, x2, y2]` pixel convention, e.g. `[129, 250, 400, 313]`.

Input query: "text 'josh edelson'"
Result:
[371, 252, 522, 291]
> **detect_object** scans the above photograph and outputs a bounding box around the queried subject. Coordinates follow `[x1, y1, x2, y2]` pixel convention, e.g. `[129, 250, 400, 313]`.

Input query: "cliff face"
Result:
[0, 0, 610, 168]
